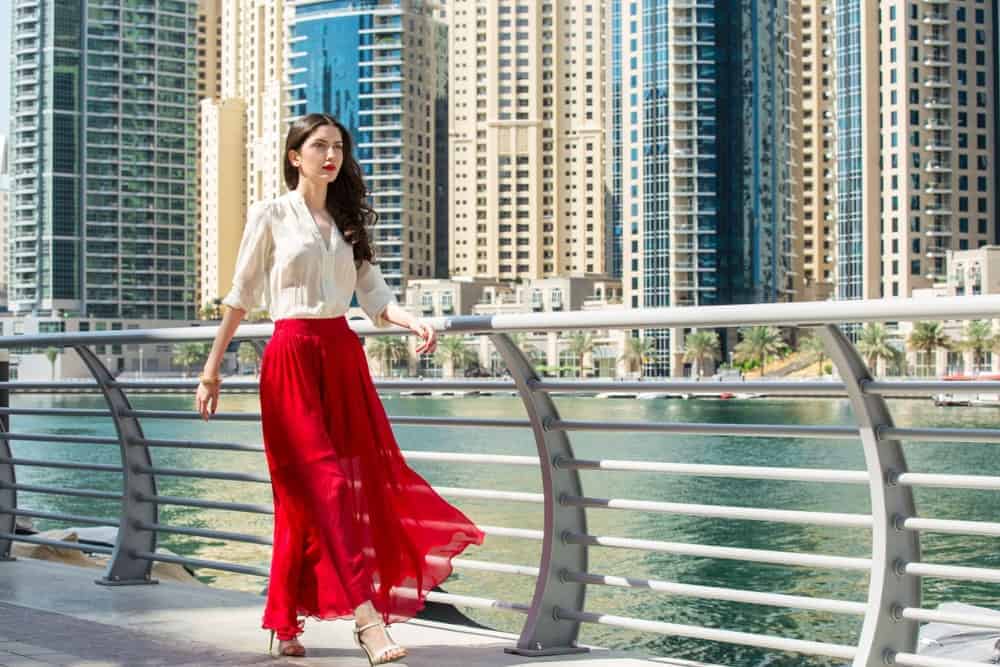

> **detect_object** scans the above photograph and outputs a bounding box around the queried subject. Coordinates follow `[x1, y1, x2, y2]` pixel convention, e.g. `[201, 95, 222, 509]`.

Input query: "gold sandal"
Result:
[354, 620, 406, 665]
[268, 630, 306, 658]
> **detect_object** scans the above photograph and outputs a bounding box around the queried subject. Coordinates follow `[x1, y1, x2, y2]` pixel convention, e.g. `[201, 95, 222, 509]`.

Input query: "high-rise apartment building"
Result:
[196, 0, 223, 312]
[800, 0, 838, 301]
[449, 2, 607, 282]
[287, 0, 440, 292]
[610, 1, 801, 375]
[831, 1, 997, 301]
[0, 135, 8, 309]
[9, 0, 199, 319]
[200, 0, 288, 308]
[877, 0, 996, 298]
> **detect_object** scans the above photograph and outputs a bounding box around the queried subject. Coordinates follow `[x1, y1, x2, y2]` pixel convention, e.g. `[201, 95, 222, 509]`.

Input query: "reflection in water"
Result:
[8, 393, 1000, 666]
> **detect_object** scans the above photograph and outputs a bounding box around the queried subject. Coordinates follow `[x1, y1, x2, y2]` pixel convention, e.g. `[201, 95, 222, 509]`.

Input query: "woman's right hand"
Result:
[196, 379, 220, 421]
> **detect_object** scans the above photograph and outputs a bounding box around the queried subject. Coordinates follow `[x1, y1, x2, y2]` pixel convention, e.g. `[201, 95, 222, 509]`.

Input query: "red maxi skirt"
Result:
[258, 317, 485, 640]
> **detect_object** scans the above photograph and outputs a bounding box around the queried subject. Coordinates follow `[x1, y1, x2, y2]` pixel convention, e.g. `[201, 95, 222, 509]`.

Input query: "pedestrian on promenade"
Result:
[195, 112, 484, 665]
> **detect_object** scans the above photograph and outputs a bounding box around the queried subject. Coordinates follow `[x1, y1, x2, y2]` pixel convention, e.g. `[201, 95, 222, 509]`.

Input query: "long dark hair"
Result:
[283, 113, 376, 264]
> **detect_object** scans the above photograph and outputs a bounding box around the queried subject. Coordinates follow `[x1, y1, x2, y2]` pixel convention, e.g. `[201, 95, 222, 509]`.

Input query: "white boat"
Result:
[595, 392, 637, 399]
[637, 392, 691, 400]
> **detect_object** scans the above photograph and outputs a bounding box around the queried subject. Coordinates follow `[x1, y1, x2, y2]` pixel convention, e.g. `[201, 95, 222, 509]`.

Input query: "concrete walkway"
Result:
[0, 558, 709, 667]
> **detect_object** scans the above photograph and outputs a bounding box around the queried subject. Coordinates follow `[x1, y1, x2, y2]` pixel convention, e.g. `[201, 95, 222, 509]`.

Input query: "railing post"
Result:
[0, 349, 15, 561]
[74, 345, 158, 585]
[817, 326, 919, 666]
[490, 333, 588, 657]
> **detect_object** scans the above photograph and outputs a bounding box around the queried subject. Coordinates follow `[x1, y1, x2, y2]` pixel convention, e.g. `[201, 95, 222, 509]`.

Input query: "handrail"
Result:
[0, 294, 997, 347]
[2, 298, 1000, 665]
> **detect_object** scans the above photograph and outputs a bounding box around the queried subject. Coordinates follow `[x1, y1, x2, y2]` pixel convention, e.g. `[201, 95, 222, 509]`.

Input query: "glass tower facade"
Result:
[612, 0, 796, 375]
[289, 0, 438, 294]
[9, 0, 199, 319]
[834, 0, 864, 301]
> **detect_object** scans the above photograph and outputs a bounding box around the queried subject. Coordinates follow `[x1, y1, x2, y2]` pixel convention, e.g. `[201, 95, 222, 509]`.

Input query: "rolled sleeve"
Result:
[221, 201, 273, 313]
[355, 260, 397, 327]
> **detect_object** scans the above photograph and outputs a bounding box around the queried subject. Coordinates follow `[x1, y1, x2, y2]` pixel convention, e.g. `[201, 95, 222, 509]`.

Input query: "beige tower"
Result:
[196, 0, 223, 312]
[799, 0, 837, 301]
[449, 2, 606, 281]
[0, 135, 7, 309]
[878, 0, 996, 297]
[200, 0, 290, 311]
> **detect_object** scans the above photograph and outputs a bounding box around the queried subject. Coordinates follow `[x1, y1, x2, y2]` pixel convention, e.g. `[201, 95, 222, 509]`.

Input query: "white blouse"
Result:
[221, 190, 397, 326]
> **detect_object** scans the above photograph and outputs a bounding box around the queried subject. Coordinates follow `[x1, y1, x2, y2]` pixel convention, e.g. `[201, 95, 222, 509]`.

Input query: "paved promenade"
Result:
[0, 558, 708, 667]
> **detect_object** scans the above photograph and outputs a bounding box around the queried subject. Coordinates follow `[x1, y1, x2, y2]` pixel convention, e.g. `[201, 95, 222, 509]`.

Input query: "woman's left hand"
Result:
[410, 319, 437, 355]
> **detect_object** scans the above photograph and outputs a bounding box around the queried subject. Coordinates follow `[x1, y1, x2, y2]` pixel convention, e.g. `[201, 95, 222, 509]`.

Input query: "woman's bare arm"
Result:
[196, 306, 246, 419]
[381, 302, 437, 355]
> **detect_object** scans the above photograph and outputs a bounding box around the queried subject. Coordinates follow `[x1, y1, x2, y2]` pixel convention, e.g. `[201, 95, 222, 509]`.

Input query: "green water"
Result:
[7, 393, 1000, 666]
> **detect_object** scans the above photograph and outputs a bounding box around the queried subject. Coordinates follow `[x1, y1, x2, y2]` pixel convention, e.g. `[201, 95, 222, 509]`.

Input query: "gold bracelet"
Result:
[198, 374, 222, 386]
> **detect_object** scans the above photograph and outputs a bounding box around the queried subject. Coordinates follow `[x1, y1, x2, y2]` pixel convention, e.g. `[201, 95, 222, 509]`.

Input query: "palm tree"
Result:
[907, 321, 950, 376]
[682, 330, 720, 378]
[237, 342, 261, 376]
[172, 342, 211, 378]
[961, 320, 994, 373]
[855, 323, 899, 375]
[366, 336, 409, 377]
[434, 336, 476, 378]
[733, 326, 787, 377]
[564, 332, 596, 378]
[620, 336, 656, 379]
[44, 347, 59, 381]
[798, 333, 828, 375]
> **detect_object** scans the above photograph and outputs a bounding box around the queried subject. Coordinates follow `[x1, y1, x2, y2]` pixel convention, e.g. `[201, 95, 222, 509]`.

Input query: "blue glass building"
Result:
[611, 0, 796, 375]
[288, 0, 438, 294]
[9, 0, 199, 319]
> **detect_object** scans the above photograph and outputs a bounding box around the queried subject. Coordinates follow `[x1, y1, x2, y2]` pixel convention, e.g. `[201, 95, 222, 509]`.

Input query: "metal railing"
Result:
[1, 295, 1000, 667]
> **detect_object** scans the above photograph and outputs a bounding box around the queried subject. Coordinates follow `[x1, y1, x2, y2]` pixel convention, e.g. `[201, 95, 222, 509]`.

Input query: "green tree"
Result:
[237, 342, 261, 376]
[619, 336, 656, 379]
[564, 332, 596, 378]
[961, 319, 994, 372]
[366, 336, 409, 377]
[172, 343, 212, 378]
[434, 336, 476, 378]
[855, 323, 899, 375]
[907, 321, 950, 376]
[682, 330, 720, 378]
[798, 333, 828, 375]
[44, 347, 59, 381]
[733, 326, 787, 377]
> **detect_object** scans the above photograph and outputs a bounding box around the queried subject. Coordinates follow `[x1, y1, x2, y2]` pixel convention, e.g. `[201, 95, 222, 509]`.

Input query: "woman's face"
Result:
[289, 124, 344, 184]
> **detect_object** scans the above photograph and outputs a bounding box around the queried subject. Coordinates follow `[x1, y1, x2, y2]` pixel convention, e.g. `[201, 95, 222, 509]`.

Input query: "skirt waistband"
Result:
[273, 317, 351, 336]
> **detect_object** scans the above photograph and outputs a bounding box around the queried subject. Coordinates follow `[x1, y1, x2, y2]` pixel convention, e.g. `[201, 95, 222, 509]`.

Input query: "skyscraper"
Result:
[10, 0, 200, 319]
[0, 135, 8, 309]
[448, 1, 607, 282]
[200, 0, 289, 309]
[610, 0, 802, 375]
[800, 0, 838, 301]
[287, 0, 440, 293]
[876, 0, 996, 298]
[831, 1, 997, 301]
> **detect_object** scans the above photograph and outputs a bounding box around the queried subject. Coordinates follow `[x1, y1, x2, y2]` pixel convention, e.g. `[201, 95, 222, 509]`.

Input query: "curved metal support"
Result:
[74, 346, 158, 586]
[0, 350, 14, 561]
[817, 326, 919, 666]
[490, 334, 588, 657]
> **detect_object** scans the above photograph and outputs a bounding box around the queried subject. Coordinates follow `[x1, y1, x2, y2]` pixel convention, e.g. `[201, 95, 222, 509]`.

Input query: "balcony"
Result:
[922, 13, 949, 25]
[924, 161, 952, 173]
[922, 34, 950, 48]
[923, 78, 951, 89]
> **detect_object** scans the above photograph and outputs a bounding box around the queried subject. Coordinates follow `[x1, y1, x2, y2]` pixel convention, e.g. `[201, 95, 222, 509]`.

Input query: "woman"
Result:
[195, 113, 484, 665]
